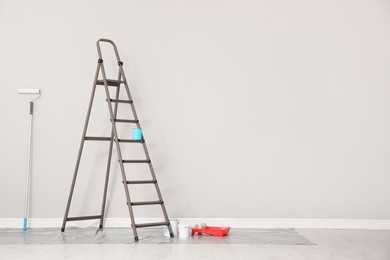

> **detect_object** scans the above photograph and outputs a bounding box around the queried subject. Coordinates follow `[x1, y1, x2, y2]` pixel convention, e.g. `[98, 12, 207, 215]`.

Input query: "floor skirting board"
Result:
[1, 218, 390, 229]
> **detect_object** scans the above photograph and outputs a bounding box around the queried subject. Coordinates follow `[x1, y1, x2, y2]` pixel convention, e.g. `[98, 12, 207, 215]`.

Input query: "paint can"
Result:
[178, 224, 191, 239]
[132, 128, 142, 140]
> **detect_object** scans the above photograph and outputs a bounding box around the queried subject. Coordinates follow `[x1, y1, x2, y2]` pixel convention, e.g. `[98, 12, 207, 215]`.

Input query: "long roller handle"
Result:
[23, 102, 34, 231]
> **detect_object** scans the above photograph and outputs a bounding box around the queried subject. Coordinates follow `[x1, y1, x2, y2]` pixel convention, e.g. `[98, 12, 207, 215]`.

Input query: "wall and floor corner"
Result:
[1, 0, 390, 229]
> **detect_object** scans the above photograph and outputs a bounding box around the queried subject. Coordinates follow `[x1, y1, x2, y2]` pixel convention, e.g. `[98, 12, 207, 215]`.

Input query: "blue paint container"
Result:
[132, 128, 143, 140]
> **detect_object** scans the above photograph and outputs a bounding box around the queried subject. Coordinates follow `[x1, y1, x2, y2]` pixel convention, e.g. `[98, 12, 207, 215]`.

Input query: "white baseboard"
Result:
[1, 218, 390, 230]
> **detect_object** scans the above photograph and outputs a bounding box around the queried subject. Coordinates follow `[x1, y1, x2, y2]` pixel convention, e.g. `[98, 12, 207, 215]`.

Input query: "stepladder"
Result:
[61, 39, 174, 241]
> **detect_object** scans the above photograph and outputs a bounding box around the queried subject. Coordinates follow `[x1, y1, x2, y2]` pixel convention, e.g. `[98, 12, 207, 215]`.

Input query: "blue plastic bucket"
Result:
[132, 128, 143, 140]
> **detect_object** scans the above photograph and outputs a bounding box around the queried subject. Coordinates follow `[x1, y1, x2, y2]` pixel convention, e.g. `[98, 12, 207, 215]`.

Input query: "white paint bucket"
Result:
[178, 224, 191, 239]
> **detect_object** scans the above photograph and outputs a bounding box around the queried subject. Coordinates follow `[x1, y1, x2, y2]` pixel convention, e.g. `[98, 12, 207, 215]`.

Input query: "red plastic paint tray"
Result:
[191, 226, 230, 237]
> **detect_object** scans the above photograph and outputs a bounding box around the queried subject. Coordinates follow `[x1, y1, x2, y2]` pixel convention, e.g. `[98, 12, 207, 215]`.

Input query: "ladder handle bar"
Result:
[96, 39, 121, 62]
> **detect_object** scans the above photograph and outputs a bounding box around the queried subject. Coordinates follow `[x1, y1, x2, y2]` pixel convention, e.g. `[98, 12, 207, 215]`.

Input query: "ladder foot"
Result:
[134, 236, 139, 242]
[99, 224, 103, 229]
[61, 227, 65, 232]
[170, 233, 174, 238]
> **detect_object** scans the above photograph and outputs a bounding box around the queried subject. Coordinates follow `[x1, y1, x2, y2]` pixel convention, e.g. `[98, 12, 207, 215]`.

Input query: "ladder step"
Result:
[67, 215, 101, 221]
[126, 180, 157, 184]
[134, 222, 169, 228]
[96, 79, 125, 86]
[85, 137, 143, 143]
[118, 139, 144, 143]
[114, 119, 139, 123]
[108, 99, 133, 104]
[122, 159, 151, 163]
[131, 200, 163, 206]
[85, 136, 111, 141]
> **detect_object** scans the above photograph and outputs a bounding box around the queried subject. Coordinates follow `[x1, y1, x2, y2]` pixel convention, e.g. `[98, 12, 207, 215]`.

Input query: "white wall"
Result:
[1, 0, 390, 221]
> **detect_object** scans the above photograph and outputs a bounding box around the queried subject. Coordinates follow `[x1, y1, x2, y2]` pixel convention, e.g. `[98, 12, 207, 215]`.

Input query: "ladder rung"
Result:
[108, 99, 133, 104]
[122, 160, 151, 163]
[67, 215, 101, 221]
[131, 200, 163, 206]
[134, 222, 169, 228]
[85, 137, 143, 143]
[96, 79, 125, 86]
[126, 180, 157, 184]
[85, 136, 111, 141]
[118, 139, 144, 143]
[114, 119, 139, 123]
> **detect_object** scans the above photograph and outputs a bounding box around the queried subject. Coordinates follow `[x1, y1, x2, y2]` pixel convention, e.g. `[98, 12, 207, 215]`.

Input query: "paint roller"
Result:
[17, 88, 41, 231]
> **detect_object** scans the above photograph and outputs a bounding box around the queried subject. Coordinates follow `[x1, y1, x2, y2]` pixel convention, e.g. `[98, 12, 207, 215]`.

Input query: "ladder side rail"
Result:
[61, 63, 101, 232]
[100, 62, 139, 241]
[119, 66, 174, 236]
[99, 70, 122, 229]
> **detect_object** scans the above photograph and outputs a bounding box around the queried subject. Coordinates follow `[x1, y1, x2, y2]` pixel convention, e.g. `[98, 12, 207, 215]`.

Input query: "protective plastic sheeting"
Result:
[0, 227, 315, 245]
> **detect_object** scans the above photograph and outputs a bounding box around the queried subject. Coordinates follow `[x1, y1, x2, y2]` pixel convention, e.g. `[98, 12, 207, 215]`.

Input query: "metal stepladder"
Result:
[61, 39, 174, 241]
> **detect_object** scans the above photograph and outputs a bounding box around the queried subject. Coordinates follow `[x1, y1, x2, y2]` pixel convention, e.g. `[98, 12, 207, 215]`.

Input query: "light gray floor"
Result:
[0, 229, 389, 259]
